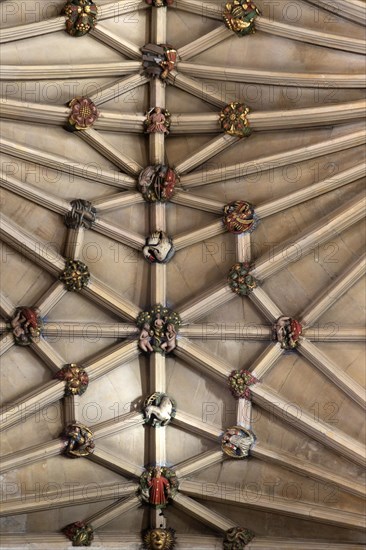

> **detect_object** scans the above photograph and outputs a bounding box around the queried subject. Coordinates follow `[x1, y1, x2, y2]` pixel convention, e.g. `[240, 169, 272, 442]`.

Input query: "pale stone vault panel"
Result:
[0, 0, 365, 549]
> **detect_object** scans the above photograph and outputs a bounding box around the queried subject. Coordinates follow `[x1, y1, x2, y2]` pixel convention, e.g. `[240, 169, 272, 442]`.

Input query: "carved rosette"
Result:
[137, 304, 181, 355]
[10, 307, 43, 346]
[219, 102, 251, 137]
[143, 231, 175, 264]
[222, 426, 256, 458]
[223, 527, 255, 549]
[62, 521, 94, 546]
[63, 1, 98, 37]
[223, 201, 258, 234]
[223, 1, 260, 36]
[65, 199, 97, 229]
[139, 465, 179, 509]
[144, 107, 171, 134]
[59, 259, 90, 291]
[146, 0, 174, 6]
[143, 392, 177, 427]
[228, 369, 258, 400]
[228, 263, 258, 296]
[138, 165, 177, 203]
[141, 43, 178, 81]
[142, 527, 177, 550]
[55, 364, 89, 396]
[68, 97, 99, 130]
[273, 316, 302, 350]
[62, 423, 95, 458]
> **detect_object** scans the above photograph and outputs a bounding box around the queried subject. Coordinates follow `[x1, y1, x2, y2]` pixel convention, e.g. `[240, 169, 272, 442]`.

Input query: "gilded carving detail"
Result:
[139, 465, 178, 508]
[220, 102, 251, 137]
[223, 1, 260, 36]
[63, 1, 98, 37]
[137, 305, 181, 354]
[59, 259, 90, 291]
[138, 166, 177, 203]
[68, 97, 99, 130]
[142, 527, 176, 550]
[56, 364, 89, 396]
[10, 307, 43, 346]
[142, 44, 178, 80]
[223, 201, 258, 234]
[273, 316, 302, 350]
[222, 426, 255, 458]
[62, 521, 94, 546]
[62, 423, 95, 458]
[228, 369, 258, 400]
[228, 263, 258, 296]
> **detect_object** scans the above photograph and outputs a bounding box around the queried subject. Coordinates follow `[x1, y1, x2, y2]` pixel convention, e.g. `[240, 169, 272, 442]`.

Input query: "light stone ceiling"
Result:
[0, 0, 365, 549]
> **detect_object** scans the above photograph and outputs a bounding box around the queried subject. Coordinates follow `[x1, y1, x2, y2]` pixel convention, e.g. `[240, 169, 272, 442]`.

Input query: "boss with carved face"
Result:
[142, 527, 176, 550]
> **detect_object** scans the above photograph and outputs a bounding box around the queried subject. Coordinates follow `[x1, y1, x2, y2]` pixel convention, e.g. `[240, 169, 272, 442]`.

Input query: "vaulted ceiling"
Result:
[0, 0, 365, 549]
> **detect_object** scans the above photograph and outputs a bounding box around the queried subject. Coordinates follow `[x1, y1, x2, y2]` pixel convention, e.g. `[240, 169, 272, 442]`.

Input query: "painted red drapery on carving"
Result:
[148, 475, 170, 505]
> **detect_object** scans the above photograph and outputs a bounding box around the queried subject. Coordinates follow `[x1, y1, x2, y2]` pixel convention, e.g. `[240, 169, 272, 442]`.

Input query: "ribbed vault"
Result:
[0, 0, 365, 548]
